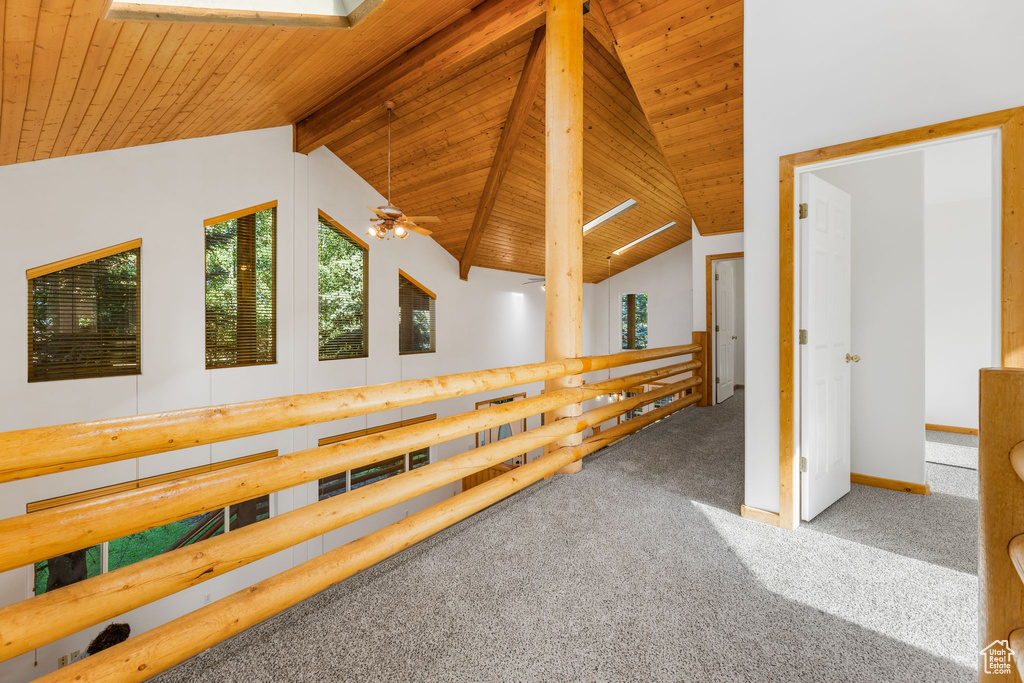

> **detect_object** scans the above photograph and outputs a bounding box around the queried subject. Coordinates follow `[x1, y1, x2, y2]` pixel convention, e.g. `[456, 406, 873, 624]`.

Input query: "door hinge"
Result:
[715, 324, 720, 332]
[715, 273, 720, 281]
[716, 377, 720, 384]
[800, 456, 807, 472]
[799, 329, 808, 345]
[798, 203, 808, 219]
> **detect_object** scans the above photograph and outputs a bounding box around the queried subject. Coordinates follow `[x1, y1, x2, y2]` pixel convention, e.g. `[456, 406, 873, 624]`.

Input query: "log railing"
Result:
[979, 368, 1024, 681]
[0, 343, 703, 681]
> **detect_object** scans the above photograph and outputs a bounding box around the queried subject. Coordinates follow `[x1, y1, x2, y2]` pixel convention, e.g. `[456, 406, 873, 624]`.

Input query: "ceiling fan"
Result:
[367, 101, 441, 240]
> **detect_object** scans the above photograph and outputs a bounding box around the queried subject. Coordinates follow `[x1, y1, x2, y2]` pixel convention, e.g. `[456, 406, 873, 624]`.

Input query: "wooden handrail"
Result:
[0, 344, 699, 483]
[0, 360, 700, 575]
[978, 367, 1024, 682]
[1, 377, 700, 663]
[34, 384, 702, 682]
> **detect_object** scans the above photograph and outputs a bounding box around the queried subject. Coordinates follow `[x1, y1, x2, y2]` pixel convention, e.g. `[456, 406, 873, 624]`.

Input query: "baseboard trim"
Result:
[851, 473, 931, 495]
[925, 423, 979, 436]
[740, 504, 782, 526]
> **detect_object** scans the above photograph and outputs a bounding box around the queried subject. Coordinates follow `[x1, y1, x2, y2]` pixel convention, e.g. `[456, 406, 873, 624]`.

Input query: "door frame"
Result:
[774, 106, 1024, 531]
[707, 251, 743, 405]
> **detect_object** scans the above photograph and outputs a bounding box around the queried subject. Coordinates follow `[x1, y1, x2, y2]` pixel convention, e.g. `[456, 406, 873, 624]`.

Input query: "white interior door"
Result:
[715, 260, 737, 403]
[800, 173, 853, 521]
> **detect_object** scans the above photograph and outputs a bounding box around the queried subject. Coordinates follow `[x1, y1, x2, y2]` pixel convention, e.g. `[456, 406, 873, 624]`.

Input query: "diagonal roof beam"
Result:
[459, 27, 546, 281]
[294, 0, 548, 155]
[581, 0, 616, 57]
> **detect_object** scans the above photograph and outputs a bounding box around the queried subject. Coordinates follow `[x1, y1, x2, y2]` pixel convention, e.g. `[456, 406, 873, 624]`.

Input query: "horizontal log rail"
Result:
[0, 360, 700, 574]
[0, 344, 698, 483]
[0, 343, 705, 676]
[34, 388, 702, 682]
[0, 376, 700, 662]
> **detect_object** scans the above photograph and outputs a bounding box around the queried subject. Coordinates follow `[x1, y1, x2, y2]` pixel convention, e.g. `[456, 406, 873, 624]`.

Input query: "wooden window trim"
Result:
[397, 269, 436, 300]
[318, 209, 369, 250]
[26, 238, 143, 280]
[318, 209, 369, 361]
[204, 200, 278, 227]
[474, 392, 527, 410]
[27, 451, 277, 514]
[399, 270, 436, 355]
[204, 202, 277, 369]
[317, 414, 436, 447]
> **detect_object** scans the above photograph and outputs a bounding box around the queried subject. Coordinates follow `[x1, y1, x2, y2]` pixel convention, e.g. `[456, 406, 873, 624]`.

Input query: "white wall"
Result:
[690, 226, 744, 333]
[0, 126, 694, 680]
[923, 136, 998, 431]
[744, 0, 1024, 513]
[814, 152, 927, 485]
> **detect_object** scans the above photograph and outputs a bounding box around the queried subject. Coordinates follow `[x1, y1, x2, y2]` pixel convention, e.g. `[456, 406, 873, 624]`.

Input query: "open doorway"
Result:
[793, 132, 999, 521]
[707, 252, 744, 405]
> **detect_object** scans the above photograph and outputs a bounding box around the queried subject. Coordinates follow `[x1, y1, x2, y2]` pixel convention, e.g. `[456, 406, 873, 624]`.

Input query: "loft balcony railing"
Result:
[0, 342, 704, 682]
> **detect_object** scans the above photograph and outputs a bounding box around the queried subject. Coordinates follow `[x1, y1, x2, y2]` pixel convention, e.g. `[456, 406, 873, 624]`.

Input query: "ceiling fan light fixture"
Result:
[394, 225, 408, 239]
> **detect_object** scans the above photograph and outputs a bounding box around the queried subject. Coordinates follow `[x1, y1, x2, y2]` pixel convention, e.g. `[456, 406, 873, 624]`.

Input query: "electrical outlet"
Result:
[57, 650, 80, 668]
[203, 593, 212, 605]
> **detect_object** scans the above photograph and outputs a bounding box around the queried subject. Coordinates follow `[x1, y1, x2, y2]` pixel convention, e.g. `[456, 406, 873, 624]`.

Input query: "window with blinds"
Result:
[205, 202, 276, 369]
[398, 270, 436, 354]
[621, 293, 649, 350]
[29, 451, 275, 595]
[27, 240, 141, 382]
[317, 415, 435, 501]
[318, 211, 368, 360]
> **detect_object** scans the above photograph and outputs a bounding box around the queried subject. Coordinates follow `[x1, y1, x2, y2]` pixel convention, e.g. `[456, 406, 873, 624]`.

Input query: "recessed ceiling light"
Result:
[582, 199, 638, 234]
[612, 221, 676, 256]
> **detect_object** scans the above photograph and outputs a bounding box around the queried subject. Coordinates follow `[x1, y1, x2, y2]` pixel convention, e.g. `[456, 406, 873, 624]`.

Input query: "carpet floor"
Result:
[926, 430, 979, 470]
[159, 391, 977, 683]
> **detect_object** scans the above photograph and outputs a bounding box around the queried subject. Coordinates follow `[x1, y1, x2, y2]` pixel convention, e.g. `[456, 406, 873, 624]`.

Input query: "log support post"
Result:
[544, 0, 585, 474]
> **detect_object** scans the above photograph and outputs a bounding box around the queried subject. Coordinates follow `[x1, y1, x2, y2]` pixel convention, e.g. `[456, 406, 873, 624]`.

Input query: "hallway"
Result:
[159, 393, 977, 682]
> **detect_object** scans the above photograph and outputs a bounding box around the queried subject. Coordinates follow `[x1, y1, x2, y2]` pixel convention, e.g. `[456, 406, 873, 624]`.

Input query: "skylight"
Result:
[119, 0, 361, 14]
[612, 222, 676, 256]
[582, 198, 638, 234]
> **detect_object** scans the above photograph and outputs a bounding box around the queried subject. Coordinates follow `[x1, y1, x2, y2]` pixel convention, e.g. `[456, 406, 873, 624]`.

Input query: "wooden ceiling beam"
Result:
[459, 27, 545, 281]
[294, 0, 547, 155]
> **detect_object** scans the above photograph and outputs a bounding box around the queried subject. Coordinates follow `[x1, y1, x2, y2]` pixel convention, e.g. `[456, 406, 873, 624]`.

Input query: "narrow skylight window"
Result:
[612, 221, 676, 256]
[582, 198, 638, 234]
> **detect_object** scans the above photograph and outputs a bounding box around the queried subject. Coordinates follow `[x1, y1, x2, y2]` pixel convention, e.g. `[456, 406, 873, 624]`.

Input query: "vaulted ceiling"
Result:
[0, 0, 743, 282]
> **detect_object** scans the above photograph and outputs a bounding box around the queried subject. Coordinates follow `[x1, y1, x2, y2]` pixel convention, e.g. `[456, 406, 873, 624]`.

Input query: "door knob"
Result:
[845, 354, 861, 363]
[732, 335, 738, 340]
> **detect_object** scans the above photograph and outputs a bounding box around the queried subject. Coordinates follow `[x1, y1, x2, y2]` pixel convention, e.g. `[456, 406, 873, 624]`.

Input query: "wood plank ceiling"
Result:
[333, 30, 692, 283]
[0, 0, 486, 164]
[0, 0, 743, 280]
[599, 0, 744, 235]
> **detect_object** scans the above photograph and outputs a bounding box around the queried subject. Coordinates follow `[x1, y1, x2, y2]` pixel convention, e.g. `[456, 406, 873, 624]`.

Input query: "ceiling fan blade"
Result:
[404, 216, 441, 224]
[406, 225, 433, 236]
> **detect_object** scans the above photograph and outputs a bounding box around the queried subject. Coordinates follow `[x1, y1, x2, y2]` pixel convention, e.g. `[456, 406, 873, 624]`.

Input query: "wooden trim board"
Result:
[204, 201, 278, 227]
[318, 209, 370, 250]
[851, 473, 930, 496]
[399, 269, 437, 300]
[925, 423, 979, 436]
[777, 106, 1024, 530]
[705, 251, 743, 406]
[740, 504, 781, 527]
[27, 238, 142, 280]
